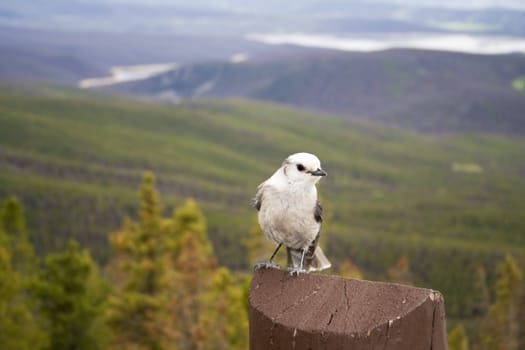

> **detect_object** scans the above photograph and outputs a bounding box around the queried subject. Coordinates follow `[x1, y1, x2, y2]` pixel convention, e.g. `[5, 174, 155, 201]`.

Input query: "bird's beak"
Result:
[309, 168, 327, 177]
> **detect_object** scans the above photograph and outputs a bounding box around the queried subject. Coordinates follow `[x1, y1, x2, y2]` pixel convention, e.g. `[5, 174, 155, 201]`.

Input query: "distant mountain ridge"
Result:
[113, 49, 525, 134]
[0, 25, 306, 84]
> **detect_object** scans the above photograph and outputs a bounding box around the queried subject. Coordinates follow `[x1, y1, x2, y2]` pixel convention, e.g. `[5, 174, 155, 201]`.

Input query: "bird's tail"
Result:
[287, 246, 331, 272]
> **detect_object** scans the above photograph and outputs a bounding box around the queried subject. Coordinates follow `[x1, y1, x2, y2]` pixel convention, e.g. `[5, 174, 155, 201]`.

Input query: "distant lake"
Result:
[247, 32, 525, 55]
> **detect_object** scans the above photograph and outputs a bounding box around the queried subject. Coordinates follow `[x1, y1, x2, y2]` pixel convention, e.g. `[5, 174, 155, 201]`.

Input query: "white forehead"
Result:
[284, 152, 321, 168]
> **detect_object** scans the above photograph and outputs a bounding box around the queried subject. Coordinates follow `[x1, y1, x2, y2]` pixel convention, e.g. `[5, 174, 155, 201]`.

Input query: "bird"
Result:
[254, 152, 331, 274]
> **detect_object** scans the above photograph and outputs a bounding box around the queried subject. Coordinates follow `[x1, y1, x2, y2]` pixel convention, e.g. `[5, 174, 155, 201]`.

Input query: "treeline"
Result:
[327, 232, 509, 318]
[1, 172, 524, 349]
[0, 172, 248, 350]
[447, 253, 524, 350]
[337, 253, 525, 349]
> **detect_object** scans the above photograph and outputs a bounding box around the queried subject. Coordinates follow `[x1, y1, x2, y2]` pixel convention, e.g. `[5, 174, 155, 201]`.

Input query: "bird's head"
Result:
[282, 152, 327, 184]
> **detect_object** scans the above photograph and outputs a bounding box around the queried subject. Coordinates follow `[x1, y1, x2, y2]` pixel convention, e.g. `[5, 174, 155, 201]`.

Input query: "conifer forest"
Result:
[1, 84, 525, 349]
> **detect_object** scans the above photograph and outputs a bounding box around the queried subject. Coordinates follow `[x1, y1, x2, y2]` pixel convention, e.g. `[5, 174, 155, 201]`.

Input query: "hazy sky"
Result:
[101, 0, 525, 10]
[38, 0, 525, 11]
[2, 0, 524, 36]
[366, 0, 525, 10]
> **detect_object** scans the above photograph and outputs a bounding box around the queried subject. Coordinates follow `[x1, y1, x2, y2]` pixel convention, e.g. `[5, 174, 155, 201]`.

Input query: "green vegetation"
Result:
[106, 173, 247, 350]
[106, 172, 174, 349]
[480, 255, 523, 350]
[451, 162, 483, 174]
[0, 197, 47, 349]
[448, 324, 469, 350]
[0, 178, 249, 349]
[1, 86, 525, 340]
[512, 76, 525, 92]
[34, 240, 108, 350]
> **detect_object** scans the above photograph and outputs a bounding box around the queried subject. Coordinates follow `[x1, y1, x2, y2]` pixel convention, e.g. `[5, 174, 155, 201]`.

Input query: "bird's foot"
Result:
[254, 261, 280, 271]
[288, 267, 306, 276]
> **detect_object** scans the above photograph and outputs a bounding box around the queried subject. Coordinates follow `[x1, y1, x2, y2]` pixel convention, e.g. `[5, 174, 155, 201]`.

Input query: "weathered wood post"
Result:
[249, 267, 448, 349]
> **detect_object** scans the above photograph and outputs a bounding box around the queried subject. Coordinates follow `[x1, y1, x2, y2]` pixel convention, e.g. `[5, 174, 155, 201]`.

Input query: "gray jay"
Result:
[254, 152, 331, 274]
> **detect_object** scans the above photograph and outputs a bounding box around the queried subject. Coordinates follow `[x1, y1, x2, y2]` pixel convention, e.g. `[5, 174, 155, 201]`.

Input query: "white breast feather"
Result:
[257, 177, 320, 250]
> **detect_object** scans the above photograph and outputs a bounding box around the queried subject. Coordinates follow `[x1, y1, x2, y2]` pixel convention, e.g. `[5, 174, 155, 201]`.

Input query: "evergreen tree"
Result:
[0, 196, 27, 236]
[0, 196, 36, 273]
[171, 198, 211, 258]
[480, 255, 523, 350]
[170, 198, 251, 350]
[0, 226, 47, 349]
[107, 172, 175, 350]
[107, 177, 250, 350]
[0, 197, 47, 350]
[199, 268, 249, 350]
[35, 240, 108, 350]
[448, 324, 469, 350]
[174, 233, 213, 349]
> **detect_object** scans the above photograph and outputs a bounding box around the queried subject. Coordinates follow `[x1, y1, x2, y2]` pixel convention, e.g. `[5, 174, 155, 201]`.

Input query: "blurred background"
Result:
[1, 1, 524, 349]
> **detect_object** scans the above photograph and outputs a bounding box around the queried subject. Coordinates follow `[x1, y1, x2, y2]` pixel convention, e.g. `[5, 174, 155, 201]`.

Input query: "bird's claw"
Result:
[254, 261, 280, 271]
[288, 268, 306, 276]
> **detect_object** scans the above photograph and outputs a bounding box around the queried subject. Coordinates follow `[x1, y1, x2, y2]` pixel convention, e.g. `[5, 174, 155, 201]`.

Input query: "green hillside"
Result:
[1, 86, 525, 318]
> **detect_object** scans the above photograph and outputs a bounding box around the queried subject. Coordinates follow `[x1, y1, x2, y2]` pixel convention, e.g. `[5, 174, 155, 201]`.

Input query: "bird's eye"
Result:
[296, 164, 305, 171]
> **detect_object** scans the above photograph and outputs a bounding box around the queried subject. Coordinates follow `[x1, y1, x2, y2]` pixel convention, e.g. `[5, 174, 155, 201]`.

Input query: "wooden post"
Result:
[249, 267, 448, 350]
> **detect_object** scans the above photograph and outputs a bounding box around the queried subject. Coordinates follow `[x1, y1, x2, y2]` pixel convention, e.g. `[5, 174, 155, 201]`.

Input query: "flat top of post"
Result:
[250, 267, 444, 337]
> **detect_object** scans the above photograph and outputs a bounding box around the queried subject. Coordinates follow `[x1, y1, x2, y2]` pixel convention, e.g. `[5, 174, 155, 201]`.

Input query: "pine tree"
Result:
[199, 268, 249, 350]
[449, 324, 469, 350]
[171, 216, 216, 349]
[0, 226, 47, 349]
[0, 196, 36, 273]
[171, 198, 211, 258]
[0, 197, 47, 350]
[0, 196, 27, 235]
[169, 197, 253, 350]
[35, 240, 108, 350]
[480, 255, 523, 350]
[107, 177, 250, 350]
[107, 172, 175, 350]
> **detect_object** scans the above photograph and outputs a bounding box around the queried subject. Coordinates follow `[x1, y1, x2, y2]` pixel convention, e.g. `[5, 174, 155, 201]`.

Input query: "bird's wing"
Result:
[304, 200, 323, 260]
[314, 200, 323, 223]
[253, 183, 265, 211]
